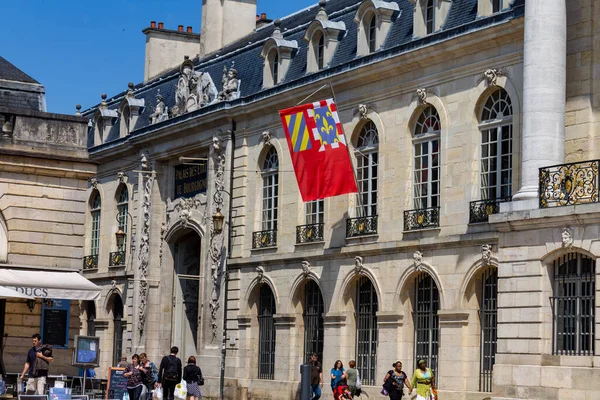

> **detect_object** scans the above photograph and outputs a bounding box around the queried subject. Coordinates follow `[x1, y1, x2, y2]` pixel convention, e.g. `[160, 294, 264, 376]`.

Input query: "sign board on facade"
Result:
[174, 163, 208, 199]
[72, 335, 100, 366]
[41, 298, 70, 348]
[106, 368, 127, 400]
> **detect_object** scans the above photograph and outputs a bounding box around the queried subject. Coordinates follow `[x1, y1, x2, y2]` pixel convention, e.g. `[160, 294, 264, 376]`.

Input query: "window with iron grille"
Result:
[425, 0, 435, 34]
[90, 191, 101, 256]
[258, 284, 276, 379]
[552, 252, 595, 355]
[305, 200, 324, 225]
[356, 121, 379, 217]
[304, 280, 324, 362]
[368, 14, 377, 53]
[117, 186, 129, 251]
[414, 273, 439, 376]
[479, 268, 497, 392]
[112, 295, 124, 367]
[413, 106, 440, 210]
[480, 88, 513, 200]
[356, 276, 378, 386]
[261, 148, 279, 232]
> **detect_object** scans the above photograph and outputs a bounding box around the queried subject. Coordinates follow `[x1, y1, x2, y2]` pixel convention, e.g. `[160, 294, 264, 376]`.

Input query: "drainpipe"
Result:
[219, 119, 236, 399]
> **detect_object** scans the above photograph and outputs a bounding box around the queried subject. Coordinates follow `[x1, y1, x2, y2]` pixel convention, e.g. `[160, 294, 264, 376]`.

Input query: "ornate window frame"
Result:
[354, 0, 399, 56]
[117, 84, 145, 138]
[412, 105, 441, 210]
[304, 17, 346, 73]
[261, 21, 298, 88]
[409, 0, 452, 38]
[89, 190, 102, 257]
[355, 120, 379, 218]
[261, 147, 279, 232]
[93, 94, 118, 146]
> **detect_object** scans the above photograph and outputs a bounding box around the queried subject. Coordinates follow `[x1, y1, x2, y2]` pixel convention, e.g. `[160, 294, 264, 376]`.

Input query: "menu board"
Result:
[73, 335, 100, 366]
[41, 299, 70, 348]
[107, 368, 127, 400]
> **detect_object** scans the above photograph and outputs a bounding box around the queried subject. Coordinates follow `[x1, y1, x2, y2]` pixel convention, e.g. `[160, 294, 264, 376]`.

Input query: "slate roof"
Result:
[0, 56, 39, 84]
[85, 0, 525, 150]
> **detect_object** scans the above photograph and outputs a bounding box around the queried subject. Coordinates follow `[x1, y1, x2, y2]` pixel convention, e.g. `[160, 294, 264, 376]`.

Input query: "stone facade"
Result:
[81, 0, 600, 399]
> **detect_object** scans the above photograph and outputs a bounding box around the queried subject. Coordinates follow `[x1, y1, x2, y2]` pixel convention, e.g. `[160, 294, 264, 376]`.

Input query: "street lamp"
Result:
[115, 226, 126, 250]
[26, 299, 36, 312]
[212, 208, 225, 234]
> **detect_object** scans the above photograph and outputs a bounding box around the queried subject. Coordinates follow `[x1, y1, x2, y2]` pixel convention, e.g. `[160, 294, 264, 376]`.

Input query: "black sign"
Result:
[107, 368, 128, 400]
[174, 163, 208, 199]
[41, 299, 70, 348]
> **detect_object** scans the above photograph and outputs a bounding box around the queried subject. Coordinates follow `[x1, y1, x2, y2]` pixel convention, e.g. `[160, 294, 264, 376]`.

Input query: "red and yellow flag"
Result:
[279, 98, 358, 202]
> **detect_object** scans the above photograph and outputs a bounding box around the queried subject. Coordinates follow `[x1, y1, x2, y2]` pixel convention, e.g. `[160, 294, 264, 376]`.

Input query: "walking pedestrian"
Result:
[183, 356, 203, 400]
[330, 360, 344, 397]
[158, 346, 182, 400]
[409, 360, 435, 400]
[308, 353, 323, 399]
[118, 356, 130, 368]
[383, 361, 411, 400]
[20, 333, 53, 395]
[140, 353, 158, 400]
[123, 354, 144, 400]
[344, 360, 359, 397]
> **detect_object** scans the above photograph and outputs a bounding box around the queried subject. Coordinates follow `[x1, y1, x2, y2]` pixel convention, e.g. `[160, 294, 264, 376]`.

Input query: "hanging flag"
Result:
[279, 98, 358, 202]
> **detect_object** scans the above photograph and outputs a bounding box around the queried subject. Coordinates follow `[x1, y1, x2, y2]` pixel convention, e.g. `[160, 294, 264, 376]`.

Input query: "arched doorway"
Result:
[172, 231, 201, 358]
[303, 280, 324, 362]
[414, 272, 439, 375]
[258, 284, 276, 380]
[108, 294, 124, 367]
[355, 276, 378, 385]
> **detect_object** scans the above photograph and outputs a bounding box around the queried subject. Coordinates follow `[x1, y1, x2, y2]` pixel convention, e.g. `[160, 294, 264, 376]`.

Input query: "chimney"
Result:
[256, 12, 273, 29]
[143, 21, 201, 82]
[200, 0, 257, 56]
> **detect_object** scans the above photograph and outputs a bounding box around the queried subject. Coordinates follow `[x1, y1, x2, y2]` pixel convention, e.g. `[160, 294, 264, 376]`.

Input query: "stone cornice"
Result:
[437, 310, 470, 326]
[376, 311, 404, 327]
[489, 204, 600, 232]
[323, 312, 347, 326]
[273, 313, 296, 327]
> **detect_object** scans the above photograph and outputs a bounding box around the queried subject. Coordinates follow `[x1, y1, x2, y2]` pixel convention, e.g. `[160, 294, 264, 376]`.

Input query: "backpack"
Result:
[32, 346, 52, 377]
[164, 356, 179, 382]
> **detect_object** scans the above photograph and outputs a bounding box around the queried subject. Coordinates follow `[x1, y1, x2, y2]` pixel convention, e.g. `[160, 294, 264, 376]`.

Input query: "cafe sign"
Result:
[174, 162, 208, 199]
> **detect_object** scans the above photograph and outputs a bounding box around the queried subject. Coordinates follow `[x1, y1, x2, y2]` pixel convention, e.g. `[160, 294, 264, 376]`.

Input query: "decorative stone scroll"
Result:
[414, 251, 423, 271]
[261, 131, 272, 146]
[209, 133, 227, 342]
[354, 256, 365, 275]
[561, 227, 574, 248]
[482, 244, 492, 266]
[256, 266, 266, 283]
[174, 197, 201, 226]
[357, 104, 369, 119]
[137, 170, 154, 336]
[301, 261, 311, 278]
[416, 88, 427, 104]
[478, 68, 509, 87]
[117, 172, 126, 183]
[89, 178, 99, 189]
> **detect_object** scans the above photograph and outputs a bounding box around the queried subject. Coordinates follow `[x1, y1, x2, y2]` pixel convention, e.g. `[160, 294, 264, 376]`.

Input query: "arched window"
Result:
[112, 294, 124, 367]
[271, 50, 279, 85]
[261, 148, 279, 232]
[552, 252, 595, 355]
[492, 0, 501, 13]
[413, 106, 441, 210]
[425, 0, 435, 34]
[415, 272, 439, 376]
[87, 301, 96, 337]
[315, 32, 325, 70]
[368, 14, 377, 53]
[0, 211, 7, 263]
[356, 121, 379, 217]
[479, 88, 513, 200]
[356, 276, 378, 385]
[116, 186, 129, 252]
[304, 280, 324, 362]
[479, 267, 497, 392]
[258, 284, 276, 379]
[90, 191, 101, 256]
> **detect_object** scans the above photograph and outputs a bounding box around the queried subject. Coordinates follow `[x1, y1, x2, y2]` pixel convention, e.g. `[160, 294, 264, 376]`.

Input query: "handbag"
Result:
[380, 387, 389, 396]
[356, 372, 361, 390]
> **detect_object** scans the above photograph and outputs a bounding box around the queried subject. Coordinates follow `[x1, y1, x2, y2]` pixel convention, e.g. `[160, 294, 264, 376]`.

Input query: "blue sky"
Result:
[1, 0, 316, 115]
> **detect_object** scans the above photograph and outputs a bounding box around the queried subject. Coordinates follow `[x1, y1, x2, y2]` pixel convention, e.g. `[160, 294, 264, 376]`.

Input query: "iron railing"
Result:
[296, 223, 324, 244]
[252, 229, 277, 249]
[83, 255, 98, 271]
[479, 268, 498, 392]
[258, 285, 276, 380]
[304, 280, 324, 362]
[404, 207, 440, 231]
[346, 215, 378, 238]
[539, 160, 600, 208]
[109, 251, 126, 267]
[469, 197, 511, 223]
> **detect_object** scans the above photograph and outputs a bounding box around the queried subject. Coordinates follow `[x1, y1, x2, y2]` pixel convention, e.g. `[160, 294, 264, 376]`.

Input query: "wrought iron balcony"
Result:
[83, 255, 98, 271]
[252, 229, 277, 249]
[469, 197, 512, 223]
[539, 160, 599, 208]
[109, 251, 126, 267]
[404, 207, 440, 231]
[346, 215, 378, 238]
[296, 223, 324, 244]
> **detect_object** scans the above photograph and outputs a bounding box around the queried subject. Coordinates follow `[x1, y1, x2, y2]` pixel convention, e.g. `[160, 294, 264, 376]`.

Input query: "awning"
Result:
[0, 286, 34, 299]
[0, 269, 101, 300]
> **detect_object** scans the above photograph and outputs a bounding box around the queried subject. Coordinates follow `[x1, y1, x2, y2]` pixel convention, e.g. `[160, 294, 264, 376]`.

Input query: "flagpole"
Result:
[296, 84, 329, 106]
[327, 81, 365, 217]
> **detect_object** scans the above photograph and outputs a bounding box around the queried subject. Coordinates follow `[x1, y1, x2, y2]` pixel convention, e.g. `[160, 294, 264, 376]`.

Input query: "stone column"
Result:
[512, 0, 566, 206]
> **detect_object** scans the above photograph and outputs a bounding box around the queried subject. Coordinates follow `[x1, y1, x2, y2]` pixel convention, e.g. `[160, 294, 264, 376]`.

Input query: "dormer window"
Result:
[93, 93, 118, 146]
[117, 83, 145, 138]
[304, 3, 346, 73]
[354, 1, 398, 56]
[477, 0, 505, 18]
[425, 0, 435, 34]
[261, 20, 298, 88]
[492, 0, 501, 13]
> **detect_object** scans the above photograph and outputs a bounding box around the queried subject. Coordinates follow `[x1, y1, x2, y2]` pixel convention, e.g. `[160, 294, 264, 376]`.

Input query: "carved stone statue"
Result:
[218, 64, 241, 101]
[256, 266, 265, 283]
[149, 95, 168, 124]
[354, 256, 364, 275]
[171, 57, 218, 118]
[416, 88, 427, 104]
[561, 227, 574, 248]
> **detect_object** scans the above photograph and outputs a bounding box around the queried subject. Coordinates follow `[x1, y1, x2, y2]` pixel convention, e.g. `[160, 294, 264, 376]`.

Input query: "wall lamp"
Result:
[26, 299, 36, 312]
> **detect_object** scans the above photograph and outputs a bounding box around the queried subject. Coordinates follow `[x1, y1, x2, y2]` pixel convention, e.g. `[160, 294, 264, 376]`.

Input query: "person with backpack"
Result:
[158, 347, 182, 400]
[182, 356, 203, 400]
[20, 333, 53, 394]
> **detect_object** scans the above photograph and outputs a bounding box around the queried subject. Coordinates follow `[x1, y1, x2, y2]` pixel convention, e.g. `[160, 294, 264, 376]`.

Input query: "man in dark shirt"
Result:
[158, 346, 182, 400]
[20, 333, 53, 394]
[309, 353, 323, 399]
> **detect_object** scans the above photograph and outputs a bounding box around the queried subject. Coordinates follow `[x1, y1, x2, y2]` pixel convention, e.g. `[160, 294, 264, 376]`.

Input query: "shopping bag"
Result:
[174, 381, 187, 400]
[152, 389, 163, 400]
[431, 388, 438, 400]
[141, 385, 148, 399]
[356, 372, 361, 389]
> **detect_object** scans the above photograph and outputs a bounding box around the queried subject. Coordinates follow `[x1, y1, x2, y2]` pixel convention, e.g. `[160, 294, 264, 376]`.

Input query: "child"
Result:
[335, 380, 352, 400]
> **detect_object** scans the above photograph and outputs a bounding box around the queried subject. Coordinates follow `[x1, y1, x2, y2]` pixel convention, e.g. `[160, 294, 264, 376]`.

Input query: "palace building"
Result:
[81, 0, 600, 399]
